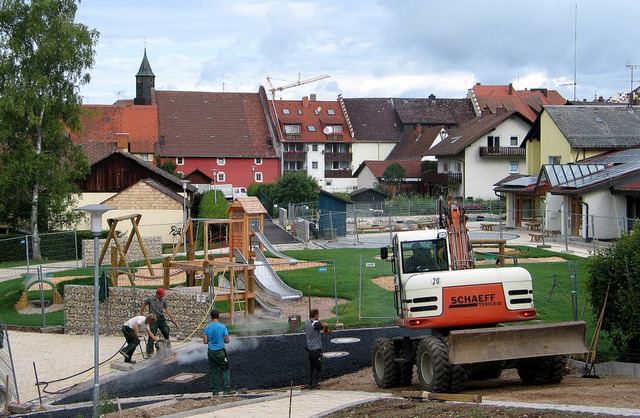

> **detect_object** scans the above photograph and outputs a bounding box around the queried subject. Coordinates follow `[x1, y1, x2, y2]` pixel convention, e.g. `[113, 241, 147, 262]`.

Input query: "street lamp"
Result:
[76, 204, 113, 418]
[179, 180, 191, 253]
[212, 169, 218, 204]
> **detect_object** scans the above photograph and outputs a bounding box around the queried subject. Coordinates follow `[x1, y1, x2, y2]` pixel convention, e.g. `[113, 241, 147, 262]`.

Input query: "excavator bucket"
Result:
[448, 321, 587, 364]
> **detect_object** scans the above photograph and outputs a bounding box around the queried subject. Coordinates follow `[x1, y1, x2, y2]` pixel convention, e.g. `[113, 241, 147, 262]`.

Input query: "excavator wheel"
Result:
[442, 337, 468, 393]
[416, 336, 452, 393]
[516, 355, 567, 385]
[372, 338, 399, 388]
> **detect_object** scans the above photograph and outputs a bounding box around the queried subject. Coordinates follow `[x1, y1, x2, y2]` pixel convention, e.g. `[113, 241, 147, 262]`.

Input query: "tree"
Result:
[587, 222, 640, 361]
[382, 162, 406, 197]
[273, 171, 319, 209]
[0, 0, 98, 259]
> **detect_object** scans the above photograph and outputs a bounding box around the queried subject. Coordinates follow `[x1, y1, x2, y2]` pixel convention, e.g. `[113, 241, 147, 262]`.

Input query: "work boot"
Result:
[124, 358, 136, 364]
[118, 349, 130, 360]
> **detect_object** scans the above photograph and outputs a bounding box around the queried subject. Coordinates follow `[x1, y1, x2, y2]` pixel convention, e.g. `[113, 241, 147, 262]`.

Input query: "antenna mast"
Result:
[626, 64, 640, 106]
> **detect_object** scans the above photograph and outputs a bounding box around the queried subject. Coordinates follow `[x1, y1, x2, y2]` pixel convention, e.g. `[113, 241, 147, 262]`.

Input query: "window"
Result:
[509, 161, 519, 173]
[176, 157, 184, 166]
[138, 153, 150, 161]
[549, 156, 561, 165]
[282, 108, 290, 115]
[456, 162, 462, 172]
[217, 172, 226, 182]
[312, 144, 318, 151]
[254, 172, 263, 182]
[314, 108, 320, 115]
[327, 109, 335, 115]
[510, 136, 518, 146]
[312, 161, 318, 169]
[254, 158, 262, 165]
[487, 136, 500, 148]
[217, 157, 225, 165]
[284, 125, 300, 134]
[297, 109, 302, 115]
[307, 126, 316, 132]
[443, 163, 449, 172]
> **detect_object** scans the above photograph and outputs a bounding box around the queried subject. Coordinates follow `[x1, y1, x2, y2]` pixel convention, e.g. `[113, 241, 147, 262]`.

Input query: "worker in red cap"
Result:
[140, 287, 177, 356]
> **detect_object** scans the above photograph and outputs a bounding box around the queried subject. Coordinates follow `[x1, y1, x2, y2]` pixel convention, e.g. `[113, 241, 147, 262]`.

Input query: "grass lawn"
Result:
[0, 246, 609, 359]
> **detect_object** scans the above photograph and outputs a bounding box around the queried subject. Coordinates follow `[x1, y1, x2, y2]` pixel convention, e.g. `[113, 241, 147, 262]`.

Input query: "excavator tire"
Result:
[442, 337, 467, 393]
[372, 338, 399, 388]
[516, 355, 567, 385]
[416, 336, 452, 393]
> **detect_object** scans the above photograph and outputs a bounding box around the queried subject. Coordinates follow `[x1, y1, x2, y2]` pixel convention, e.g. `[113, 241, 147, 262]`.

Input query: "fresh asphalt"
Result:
[51, 327, 424, 406]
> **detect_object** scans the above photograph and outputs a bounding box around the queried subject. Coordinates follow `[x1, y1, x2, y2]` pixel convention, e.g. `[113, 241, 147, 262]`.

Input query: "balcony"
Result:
[479, 146, 526, 157]
[325, 169, 352, 178]
[324, 152, 352, 161]
[283, 151, 305, 162]
[423, 171, 462, 184]
[326, 133, 343, 141]
[283, 133, 301, 141]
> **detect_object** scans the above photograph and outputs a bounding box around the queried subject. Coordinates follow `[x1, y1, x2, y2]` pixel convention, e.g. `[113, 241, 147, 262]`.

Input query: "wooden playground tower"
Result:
[166, 197, 267, 324]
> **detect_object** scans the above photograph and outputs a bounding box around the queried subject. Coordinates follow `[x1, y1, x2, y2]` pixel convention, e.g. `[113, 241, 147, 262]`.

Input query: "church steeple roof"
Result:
[136, 49, 155, 77]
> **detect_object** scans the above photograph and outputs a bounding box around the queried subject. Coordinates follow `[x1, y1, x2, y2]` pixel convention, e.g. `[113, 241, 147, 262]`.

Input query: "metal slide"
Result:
[254, 248, 303, 300]
[251, 227, 298, 264]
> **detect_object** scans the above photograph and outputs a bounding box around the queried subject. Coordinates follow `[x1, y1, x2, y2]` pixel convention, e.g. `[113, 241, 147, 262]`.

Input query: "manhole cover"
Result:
[331, 337, 360, 344]
[162, 372, 205, 383]
[322, 351, 349, 358]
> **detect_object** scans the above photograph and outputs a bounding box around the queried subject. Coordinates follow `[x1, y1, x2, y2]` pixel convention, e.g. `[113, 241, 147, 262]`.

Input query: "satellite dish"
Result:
[322, 127, 331, 135]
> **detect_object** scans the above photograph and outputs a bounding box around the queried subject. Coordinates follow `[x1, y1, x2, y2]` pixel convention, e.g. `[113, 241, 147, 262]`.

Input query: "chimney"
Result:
[415, 124, 423, 133]
[508, 83, 513, 95]
[302, 96, 309, 108]
[428, 94, 436, 100]
[310, 93, 316, 101]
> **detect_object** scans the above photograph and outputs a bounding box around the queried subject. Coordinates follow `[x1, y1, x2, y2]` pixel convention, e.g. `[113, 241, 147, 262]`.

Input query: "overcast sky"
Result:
[75, 0, 640, 105]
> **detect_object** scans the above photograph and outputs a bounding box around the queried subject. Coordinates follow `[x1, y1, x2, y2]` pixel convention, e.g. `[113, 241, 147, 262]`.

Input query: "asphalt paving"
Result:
[50, 327, 424, 406]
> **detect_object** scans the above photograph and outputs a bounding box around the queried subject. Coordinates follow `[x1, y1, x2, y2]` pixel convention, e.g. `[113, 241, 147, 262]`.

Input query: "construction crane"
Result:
[266, 73, 330, 100]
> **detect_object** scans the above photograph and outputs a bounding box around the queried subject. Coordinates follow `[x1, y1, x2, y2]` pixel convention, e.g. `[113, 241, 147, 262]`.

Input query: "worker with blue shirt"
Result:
[203, 309, 234, 395]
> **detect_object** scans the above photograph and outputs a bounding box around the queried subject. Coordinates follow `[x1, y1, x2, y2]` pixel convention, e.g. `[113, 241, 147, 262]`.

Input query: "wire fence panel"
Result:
[358, 254, 396, 322]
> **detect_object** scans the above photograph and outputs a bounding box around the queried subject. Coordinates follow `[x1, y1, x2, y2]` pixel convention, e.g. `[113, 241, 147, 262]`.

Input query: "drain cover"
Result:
[331, 337, 360, 344]
[322, 351, 349, 358]
[162, 372, 205, 383]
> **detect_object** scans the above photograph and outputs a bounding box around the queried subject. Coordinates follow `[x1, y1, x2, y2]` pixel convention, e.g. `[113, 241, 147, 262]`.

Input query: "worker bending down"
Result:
[119, 313, 158, 364]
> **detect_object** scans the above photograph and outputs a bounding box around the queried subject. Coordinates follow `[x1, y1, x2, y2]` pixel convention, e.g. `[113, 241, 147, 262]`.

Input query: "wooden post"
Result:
[111, 246, 119, 287]
[202, 259, 211, 292]
[246, 264, 255, 315]
[163, 257, 170, 289]
[229, 269, 235, 326]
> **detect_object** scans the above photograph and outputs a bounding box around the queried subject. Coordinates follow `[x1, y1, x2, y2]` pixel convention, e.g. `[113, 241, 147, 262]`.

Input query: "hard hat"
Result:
[156, 288, 165, 297]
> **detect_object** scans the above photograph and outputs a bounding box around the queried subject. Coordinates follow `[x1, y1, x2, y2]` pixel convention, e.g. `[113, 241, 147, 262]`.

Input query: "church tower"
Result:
[134, 49, 155, 105]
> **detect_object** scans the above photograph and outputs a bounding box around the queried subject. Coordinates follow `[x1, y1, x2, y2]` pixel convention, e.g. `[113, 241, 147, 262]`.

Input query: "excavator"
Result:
[373, 200, 587, 393]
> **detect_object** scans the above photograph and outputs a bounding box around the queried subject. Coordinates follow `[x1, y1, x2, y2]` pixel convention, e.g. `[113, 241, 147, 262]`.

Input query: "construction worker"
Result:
[120, 313, 158, 364]
[305, 308, 329, 389]
[203, 309, 234, 395]
[140, 287, 176, 356]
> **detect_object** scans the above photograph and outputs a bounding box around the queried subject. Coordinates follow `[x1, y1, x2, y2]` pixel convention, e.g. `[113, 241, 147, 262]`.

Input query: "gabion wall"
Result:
[64, 285, 215, 337]
[81, 236, 163, 267]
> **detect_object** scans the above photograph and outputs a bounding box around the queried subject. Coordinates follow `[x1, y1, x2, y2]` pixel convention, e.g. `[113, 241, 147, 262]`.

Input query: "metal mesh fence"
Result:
[357, 254, 396, 322]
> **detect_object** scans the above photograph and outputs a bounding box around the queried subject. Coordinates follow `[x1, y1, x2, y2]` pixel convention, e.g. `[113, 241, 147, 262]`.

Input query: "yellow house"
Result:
[498, 105, 640, 234]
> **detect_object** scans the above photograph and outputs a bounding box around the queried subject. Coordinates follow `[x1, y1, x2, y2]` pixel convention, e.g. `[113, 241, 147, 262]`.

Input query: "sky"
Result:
[75, 0, 640, 105]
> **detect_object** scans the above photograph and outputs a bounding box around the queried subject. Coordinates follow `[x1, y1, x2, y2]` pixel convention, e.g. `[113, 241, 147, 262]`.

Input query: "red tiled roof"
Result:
[156, 90, 277, 158]
[71, 104, 158, 154]
[359, 160, 422, 179]
[470, 84, 567, 123]
[272, 97, 353, 143]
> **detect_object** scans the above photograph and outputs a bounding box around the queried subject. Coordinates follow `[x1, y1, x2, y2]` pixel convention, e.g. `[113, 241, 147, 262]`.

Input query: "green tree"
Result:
[587, 222, 640, 361]
[273, 171, 319, 209]
[0, 0, 98, 259]
[156, 156, 179, 177]
[383, 162, 406, 185]
[198, 190, 227, 219]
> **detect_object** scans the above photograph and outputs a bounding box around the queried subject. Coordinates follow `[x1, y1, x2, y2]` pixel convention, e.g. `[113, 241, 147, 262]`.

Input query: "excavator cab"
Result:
[401, 239, 448, 273]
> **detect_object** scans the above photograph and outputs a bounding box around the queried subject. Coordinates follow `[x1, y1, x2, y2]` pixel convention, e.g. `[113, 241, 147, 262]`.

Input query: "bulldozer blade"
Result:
[448, 321, 587, 365]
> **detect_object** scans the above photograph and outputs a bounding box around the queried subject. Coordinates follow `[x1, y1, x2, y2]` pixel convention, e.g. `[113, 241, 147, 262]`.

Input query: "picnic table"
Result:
[529, 232, 544, 242]
[480, 223, 497, 231]
[357, 225, 386, 234]
[524, 221, 541, 230]
[545, 229, 560, 237]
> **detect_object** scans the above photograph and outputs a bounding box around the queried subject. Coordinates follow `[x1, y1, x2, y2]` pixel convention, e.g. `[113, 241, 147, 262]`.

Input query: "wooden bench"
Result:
[545, 229, 560, 237]
[357, 225, 386, 234]
[480, 223, 496, 231]
[529, 232, 543, 242]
